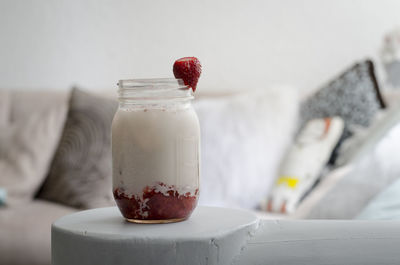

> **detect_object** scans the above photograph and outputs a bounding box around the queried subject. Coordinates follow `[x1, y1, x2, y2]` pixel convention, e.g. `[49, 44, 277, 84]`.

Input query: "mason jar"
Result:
[112, 78, 200, 223]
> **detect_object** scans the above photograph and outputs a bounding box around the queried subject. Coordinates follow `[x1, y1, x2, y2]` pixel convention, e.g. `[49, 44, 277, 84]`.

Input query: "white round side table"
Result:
[52, 206, 258, 265]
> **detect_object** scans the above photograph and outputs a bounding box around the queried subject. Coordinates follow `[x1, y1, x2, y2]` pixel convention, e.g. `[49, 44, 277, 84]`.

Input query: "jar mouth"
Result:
[117, 78, 193, 102]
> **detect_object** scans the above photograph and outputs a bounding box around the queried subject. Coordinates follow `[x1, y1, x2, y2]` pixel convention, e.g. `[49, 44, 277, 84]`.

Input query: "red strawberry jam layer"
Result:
[113, 182, 199, 221]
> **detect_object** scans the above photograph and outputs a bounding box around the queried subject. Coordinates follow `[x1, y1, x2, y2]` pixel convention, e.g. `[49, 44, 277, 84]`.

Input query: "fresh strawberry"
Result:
[173, 57, 202, 92]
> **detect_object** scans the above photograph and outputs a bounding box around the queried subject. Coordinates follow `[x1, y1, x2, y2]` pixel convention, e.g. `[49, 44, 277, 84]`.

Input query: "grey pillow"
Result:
[299, 60, 386, 163]
[37, 88, 117, 209]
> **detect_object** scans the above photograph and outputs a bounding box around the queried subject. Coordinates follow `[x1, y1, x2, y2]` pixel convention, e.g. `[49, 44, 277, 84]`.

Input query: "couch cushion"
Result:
[0, 200, 76, 265]
[264, 117, 344, 214]
[0, 90, 10, 126]
[194, 86, 299, 209]
[356, 177, 400, 220]
[8, 90, 69, 122]
[37, 88, 117, 209]
[0, 90, 68, 205]
[296, 119, 400, 219]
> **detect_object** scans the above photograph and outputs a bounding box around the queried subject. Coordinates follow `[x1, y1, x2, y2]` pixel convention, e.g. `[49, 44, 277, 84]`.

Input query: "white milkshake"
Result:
[112, 78, 200, 223]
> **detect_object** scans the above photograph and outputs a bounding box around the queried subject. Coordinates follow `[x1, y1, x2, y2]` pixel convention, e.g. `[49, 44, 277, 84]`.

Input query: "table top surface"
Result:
[53, 206, 258, 240]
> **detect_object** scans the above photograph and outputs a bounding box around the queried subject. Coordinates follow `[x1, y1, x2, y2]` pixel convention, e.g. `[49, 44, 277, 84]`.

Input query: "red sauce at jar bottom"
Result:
[113, 182, 199, 221]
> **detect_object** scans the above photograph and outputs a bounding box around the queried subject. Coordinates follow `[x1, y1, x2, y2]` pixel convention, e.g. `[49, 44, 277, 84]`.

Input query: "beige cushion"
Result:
[0, 200, 76, 265]
[8, 90, 69, 122]
[0, 90, 69, 205]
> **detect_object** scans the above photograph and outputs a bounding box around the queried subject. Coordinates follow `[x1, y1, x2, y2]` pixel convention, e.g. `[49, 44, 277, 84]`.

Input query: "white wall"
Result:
[0, 0, 399, 94]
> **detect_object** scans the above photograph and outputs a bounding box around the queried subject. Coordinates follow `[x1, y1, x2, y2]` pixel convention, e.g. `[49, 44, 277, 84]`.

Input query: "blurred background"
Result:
[1, 0, 400, 94]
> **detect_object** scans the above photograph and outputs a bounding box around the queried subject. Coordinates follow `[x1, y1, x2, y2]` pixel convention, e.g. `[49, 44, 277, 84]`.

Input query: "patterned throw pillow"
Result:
[263, 117, 344, 214]
[299, 60, 386, 163]
[37, 88, 118, 209]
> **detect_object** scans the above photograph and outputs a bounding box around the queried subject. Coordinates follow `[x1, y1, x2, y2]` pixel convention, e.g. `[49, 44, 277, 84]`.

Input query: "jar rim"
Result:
[118, 78, 187, 88]
[117, 78, 193, 102]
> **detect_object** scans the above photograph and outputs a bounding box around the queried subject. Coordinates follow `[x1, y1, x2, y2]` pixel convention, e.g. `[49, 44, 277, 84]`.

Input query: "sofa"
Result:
[0, 87, 298, 265]
[2, 60, 400, 264]
[0, 91, 77, 265]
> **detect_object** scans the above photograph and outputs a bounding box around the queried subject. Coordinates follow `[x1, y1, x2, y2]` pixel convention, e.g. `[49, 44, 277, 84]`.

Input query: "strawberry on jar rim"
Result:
[173, 57, 202, 92]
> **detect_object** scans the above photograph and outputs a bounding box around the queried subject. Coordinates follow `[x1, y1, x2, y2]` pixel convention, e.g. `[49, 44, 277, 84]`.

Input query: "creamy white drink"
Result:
[112, 78, 200, 223]
[112, 106, 200, 196]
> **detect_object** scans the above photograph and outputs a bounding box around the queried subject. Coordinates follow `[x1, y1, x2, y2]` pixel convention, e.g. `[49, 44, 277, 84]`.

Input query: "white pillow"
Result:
[194, 87, 299, 209]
